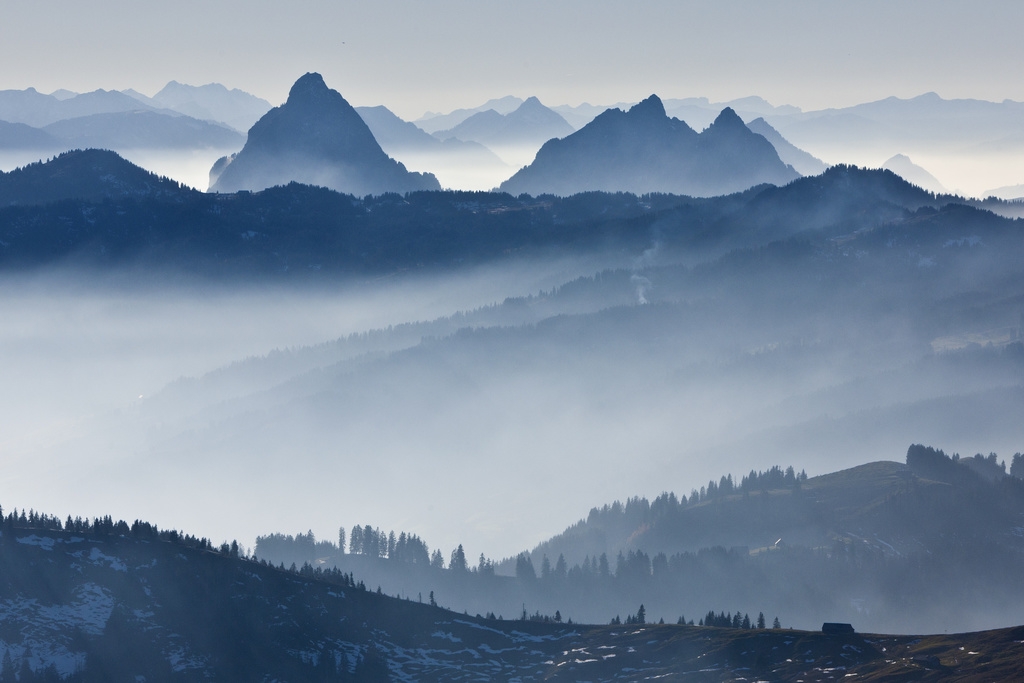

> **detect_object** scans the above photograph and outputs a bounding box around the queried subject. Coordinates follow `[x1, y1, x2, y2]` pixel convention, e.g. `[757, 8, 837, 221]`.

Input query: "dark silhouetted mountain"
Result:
[0, 120, 62, 150]
[2, 150, 1019, 276]
[500, 97, 799, 196]
[415, 95, 524, 133]
[355, 105, 502, 162]
[0, 148, 189, 207]
[881, 153, 947, 194]
[433, 96, 574, 148]
[41, 110, 244, 149]
[3, 516, 1024, 680]
[746, 117, 827, 176]
[210, 73, 440, 195]
[148, 80, 273, 133]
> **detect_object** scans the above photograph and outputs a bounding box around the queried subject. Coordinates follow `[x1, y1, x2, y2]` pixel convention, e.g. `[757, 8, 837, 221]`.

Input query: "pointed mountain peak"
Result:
[515, 96, 554, 115]
[709, 107, 746, 129]
[627, 95, 666, 119]
[287, 72, 332, 104]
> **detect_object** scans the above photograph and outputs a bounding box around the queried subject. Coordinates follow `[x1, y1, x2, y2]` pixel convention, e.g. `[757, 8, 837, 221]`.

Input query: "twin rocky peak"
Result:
[210, 73, 798, 198]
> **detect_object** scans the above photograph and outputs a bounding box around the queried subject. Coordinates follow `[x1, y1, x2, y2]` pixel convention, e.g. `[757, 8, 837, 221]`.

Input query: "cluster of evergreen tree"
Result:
[698, 610, 779, 629]
[255, 524, 474, 574]
[0, 506, 218, 553]
[583, 465, 808, 531]
[609, 606, 780, 630]
[349, 525, 431, 565]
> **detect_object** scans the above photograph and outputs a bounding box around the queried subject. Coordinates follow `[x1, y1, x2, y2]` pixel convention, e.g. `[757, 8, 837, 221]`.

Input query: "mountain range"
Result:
[125, 80, 273, 133]
[415, 95, 526, 133]
[431, 96, 574, 150]
[0, 87, 245, 155]
[500, 96, 799, 196]
[209, 73, 440, 196]
[355, 105, 494, 159]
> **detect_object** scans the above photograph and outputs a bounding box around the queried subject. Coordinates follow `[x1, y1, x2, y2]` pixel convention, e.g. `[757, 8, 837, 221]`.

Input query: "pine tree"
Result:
[449, 544, 467, 572]
[636, 604, 646, 625]
[0, 650, 16, 683]
[773, 616, 781, 629]
[757, 612, 766, 629]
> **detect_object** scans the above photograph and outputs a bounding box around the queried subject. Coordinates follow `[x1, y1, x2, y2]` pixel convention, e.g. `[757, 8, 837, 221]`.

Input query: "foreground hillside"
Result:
[1, 519, 1023, 681]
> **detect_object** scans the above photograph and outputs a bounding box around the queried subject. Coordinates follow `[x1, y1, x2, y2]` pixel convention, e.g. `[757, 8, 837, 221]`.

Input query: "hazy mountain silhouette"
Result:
[746, 117, 827, 176]
[415, 95, 524, 133]
[983, 183, 1024, 201]
[355, 105, 502, 163]
[767, 92, 1024, 152]
[146, 81, 273, 133]
[0, 87, 156, 127]
[433, 97, 574, 148]
[0, 149, 189, 206]
[662, 96, 802, 131]
[500, 96, 798, 196]
[210, 73, 440, 195]
[0, 119, 61, 150]
[881, 153, 947, 194]
[40, 110, 243, 150]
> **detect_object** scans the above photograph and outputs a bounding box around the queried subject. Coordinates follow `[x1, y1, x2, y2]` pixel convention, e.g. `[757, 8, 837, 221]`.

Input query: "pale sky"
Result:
[3, 1, 1024, 119]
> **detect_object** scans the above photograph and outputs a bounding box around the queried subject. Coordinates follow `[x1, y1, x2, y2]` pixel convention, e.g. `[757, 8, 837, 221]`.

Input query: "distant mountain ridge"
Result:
[433, 96, 574, 149]
[40, 110, 243, 150]
[0, 87, 154, 128]
[881, 153, 947, 194]
[500, 95, 799, 197]
[355, 105, 502, 162]
[210, 73, 440, 195]
[148, 81, 272, 133]
[415, 95, 525, 133]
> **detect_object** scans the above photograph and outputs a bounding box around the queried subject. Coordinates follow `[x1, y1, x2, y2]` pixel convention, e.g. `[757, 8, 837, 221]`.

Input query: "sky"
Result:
[3, 1, 1024, 119]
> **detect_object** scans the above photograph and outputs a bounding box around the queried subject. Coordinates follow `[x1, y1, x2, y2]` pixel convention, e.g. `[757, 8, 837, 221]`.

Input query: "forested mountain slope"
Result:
[2, 514, 1024, 681]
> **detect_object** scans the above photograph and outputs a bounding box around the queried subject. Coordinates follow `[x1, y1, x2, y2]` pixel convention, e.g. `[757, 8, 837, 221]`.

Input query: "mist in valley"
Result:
[3, 192, 1022, 636]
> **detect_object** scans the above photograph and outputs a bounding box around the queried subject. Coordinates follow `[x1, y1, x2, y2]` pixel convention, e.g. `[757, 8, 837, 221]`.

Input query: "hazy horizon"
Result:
[4, 1, 1024, 122]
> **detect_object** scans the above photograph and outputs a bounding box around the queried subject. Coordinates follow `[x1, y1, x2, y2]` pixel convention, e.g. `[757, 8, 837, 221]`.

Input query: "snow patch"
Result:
[88, 547, 128, 571]
[0, 583, 113, 677]
[16, 535, 56, 550]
